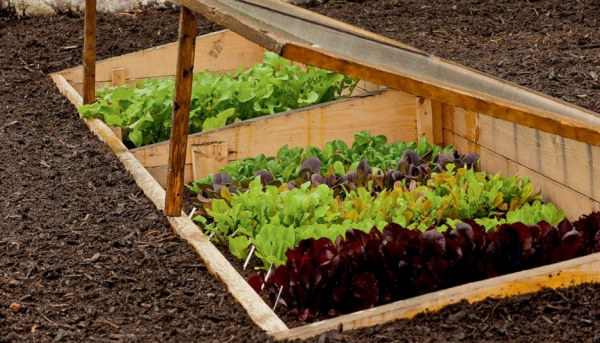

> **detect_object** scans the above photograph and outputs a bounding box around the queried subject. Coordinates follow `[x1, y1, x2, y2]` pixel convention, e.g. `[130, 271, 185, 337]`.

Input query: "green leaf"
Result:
[228, 236, 250, 260]
[105, 114, 124, 127]
[129, 129, 143, 148]
[202, 108, 235, 131]
[298, 91, 319, 104]
[333, 161, 346, 176]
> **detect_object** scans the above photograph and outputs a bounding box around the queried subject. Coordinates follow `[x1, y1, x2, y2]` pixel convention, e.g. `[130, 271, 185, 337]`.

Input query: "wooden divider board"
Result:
[61, 29, 266, 90]
[132, 88, 418, 186]
[443, 105, 600, 220]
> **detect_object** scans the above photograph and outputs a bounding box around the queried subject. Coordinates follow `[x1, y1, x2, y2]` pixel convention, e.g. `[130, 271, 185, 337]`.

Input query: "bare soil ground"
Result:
[1, 3, 600, 342]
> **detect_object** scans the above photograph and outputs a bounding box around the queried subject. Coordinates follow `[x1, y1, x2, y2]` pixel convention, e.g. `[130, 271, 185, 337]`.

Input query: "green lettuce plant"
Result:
[78, 52, 358, 147]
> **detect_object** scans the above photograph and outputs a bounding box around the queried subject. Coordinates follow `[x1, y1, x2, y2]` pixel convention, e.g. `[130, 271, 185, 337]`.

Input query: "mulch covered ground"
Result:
[306, 0, 600, 115]
[0, 10, 271, 343]
[1, 2, 600, 342]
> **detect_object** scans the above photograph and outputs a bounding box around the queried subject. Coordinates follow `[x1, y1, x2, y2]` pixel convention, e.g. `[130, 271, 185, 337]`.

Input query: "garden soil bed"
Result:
[305, 0, 600, 115]
[1, 4, 600, 343]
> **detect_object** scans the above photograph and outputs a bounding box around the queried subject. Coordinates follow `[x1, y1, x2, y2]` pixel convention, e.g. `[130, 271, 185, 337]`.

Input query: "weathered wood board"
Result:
[443, 105, 600, 220]
[62, 29, 266, 88]
[132, 88, 418, 186]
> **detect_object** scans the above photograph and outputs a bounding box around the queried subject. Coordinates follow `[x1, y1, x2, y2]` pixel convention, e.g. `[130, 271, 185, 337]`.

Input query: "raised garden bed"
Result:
[50, 0, 600, 341]
[57, 29, 386, 187]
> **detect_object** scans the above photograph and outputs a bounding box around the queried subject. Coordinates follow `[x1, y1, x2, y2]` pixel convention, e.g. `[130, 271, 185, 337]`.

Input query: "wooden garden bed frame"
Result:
[52, 0, 600, 340]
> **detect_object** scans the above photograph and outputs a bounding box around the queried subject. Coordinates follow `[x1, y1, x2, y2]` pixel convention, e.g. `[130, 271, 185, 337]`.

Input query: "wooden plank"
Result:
[442, 128, 454, 147]
[51, 72, 288, 334]
[431, 100, 443, 145]
[416, 97, 433, 143]
[507, 160, 595, 221]
[61, 30, 265, 84]
[177, 0, 600, 148]
[451, 134, 480, 156]
[165, 6, 197, 216]
[192, 143, 228, 181]
[147, 165, 192, 189]
[111, 68, 125, 87]
[132, 89, 418, 178]
[109, 126, 123, 141]
[82, 0, 96, 104]
[108, 68, 126, 140]
[442, 105, 479, 142]
[478, 115, 600, 201]
[416, 97, 442, 145]
[51, 73, 83, 107]
[273, 252, 600, 340]
[479, 146, 509, 176]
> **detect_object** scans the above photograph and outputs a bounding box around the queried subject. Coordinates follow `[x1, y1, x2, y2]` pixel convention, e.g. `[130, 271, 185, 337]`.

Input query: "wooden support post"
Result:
[109, 68, 125, 140]
[416, 96, 443, 145]
[192, 143, 228, 181]
[165, 6, 197, 216]
[82, 0, 97, 105]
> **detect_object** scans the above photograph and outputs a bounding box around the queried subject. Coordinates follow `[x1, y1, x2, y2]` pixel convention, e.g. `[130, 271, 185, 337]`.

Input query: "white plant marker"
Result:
[243, 245, 255, 270]
[261, 263, 274, 291]
[208, 231, 215, 238]
[188, 207, 197, 219]
[272, 286, 284, 311]
[264, 263, 274, 282]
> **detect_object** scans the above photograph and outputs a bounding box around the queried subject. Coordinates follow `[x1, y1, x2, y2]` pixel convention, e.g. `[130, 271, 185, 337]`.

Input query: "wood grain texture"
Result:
[132, 89, 418, 182]
[273, 252, 600, 340]
[110, 68, 125, 87]
[446, 108, 596, 220]
[478, 115, 600, 201]
[431, 100, 443, 145]
[192, 143, 228, 181]
[281, 43, 600, 148]
[82, 0, 97, 104]
[507, 160, 596, 220]
[165, 6, 197, 216]
[416, 97, 433, 143]
[51, 74, 84, 107]
[62, 30, 265, 84]
[445, 105, 600, 204]
[51, 70, 288, 335]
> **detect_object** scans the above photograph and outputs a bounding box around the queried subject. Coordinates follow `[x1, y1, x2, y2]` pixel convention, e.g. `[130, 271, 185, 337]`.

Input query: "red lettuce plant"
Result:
[249, 213, 600, 322]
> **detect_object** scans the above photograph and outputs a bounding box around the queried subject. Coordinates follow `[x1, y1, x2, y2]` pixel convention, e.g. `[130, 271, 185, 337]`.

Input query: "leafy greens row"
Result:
[188, 131, 456, 199]
[78, 52, 359, 147]
[197, 166, 563, 269]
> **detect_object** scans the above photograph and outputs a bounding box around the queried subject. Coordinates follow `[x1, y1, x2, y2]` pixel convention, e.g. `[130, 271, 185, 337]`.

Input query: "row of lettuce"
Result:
[78, 52, 358, 147]
[185, 131, 600, 322]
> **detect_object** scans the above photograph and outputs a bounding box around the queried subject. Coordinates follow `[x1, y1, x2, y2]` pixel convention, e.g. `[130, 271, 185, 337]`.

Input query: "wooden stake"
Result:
[165, 6, 197, 216]
[82, 0, 97, 105]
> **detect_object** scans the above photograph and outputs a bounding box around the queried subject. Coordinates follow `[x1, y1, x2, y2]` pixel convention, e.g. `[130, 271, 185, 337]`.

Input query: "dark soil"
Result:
[310, 283, 600, 343]
[2, 3, 600, 342]
[305, 0, 600, 115]
[0, 9, 270, 343]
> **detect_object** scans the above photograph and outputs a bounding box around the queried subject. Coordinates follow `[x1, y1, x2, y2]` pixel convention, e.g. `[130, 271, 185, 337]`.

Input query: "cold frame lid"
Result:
[175, 0, 600, 146]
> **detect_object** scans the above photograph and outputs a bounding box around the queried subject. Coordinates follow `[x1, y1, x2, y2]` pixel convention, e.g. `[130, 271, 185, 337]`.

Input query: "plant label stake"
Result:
[165, 6, 197, 216]
[82, 0, 96, 105]
[188, 207, 197, 219]
[243, 245, 256, 270]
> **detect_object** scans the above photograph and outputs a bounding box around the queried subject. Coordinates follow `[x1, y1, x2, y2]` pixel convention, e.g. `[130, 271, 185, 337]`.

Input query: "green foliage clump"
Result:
[78, 52, 358, 147]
